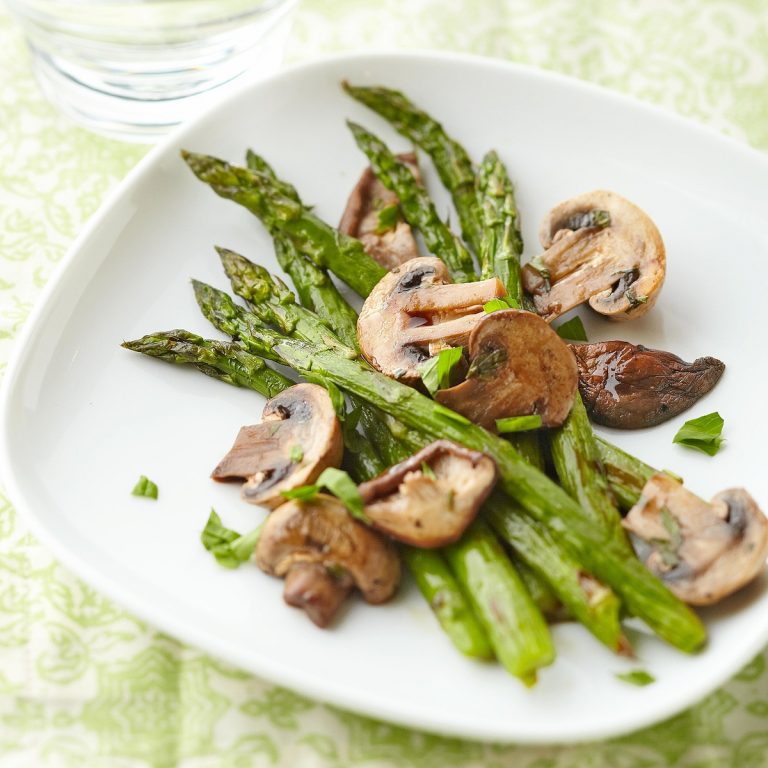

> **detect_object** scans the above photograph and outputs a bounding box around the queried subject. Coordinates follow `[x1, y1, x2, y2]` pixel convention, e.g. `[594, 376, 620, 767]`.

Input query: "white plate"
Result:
[3, 52, 768, 745]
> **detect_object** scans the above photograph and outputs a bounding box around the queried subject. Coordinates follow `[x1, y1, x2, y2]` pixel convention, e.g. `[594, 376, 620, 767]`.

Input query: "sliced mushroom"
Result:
[339, 153, 422, 269]
[522, 191, 666, 322]
[357, 256, 505, 382]
[211, 383, 343, 508]
[436, 309, 578, 429]
[255, 494, 401, 626]
[572, 340, 725, 429]
[623, 473, 768, 605]
[358, 440, 497, 547]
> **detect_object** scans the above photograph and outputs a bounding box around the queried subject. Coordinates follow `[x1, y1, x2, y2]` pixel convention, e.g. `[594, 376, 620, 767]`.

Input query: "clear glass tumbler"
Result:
[6, 0, 299, 141]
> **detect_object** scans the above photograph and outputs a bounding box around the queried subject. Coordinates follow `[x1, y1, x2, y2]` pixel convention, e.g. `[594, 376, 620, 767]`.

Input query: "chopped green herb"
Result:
[555, 316, 588, 342]
[131, 475, 158, 500]
[615, 670, 655, 687]
[483, 296, 520, 313]
[375, 203, 401, 234]
[564, 209, 611, 231]
[626, 288, 648, 308]
[496, 414, 543, 433]
[282, 468, 369, 523]
[200, 509, 263, 569]
[527, 255, 550, 280]
[673, 412, 725, 456]
[281, 484, 320, 501]
[418, 346, 463, 396]
[421, 461, 437, 480]
[290, 445, 304, 463]
[467, 347, 506, 379]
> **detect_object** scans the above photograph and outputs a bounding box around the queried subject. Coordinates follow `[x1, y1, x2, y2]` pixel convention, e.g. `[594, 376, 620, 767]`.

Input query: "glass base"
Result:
[21, 3, 295, 143]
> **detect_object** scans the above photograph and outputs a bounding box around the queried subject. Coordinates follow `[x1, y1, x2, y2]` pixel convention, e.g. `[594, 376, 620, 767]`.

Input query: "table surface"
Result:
[2, 1, 768, 766]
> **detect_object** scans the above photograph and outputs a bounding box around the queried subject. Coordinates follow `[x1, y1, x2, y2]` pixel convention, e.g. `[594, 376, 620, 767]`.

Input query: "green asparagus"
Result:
[217, 247, 356, 356]
[343, 82, 484, 255]
[476, 150, 524, 299]
[182, 150, 387, 298]
[550, 393, 633, 555]
[445, 521, 555, 685]
[121, 330, 293, 398]
[347, 121, 477, 283]
[595, 436, 657, 510]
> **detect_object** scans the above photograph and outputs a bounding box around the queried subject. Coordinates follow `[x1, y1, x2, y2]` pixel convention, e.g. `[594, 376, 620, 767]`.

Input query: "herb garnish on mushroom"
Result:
[359, 440, 497, 547]
[522, 190, 666, 322]
[211, 383, 343, 507]
[357, 256, 505, 382]
[623, 473, 768, 605]
[339, 152, 422, 269]
[436, 309, 579, 430]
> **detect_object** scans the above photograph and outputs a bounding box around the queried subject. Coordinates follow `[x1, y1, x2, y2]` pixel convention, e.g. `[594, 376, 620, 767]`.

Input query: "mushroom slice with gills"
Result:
[357, 256, 505, 382]
[521, 190, 666, 322]
[436, 309, 578, 430]
[623, 473, 768, 606]
[358, 440, 497, 548]
[572, 340, 726, 429]
[211, 383, 343, 508]
[255, 494, 401, 627]
[339, 152, 422, 269]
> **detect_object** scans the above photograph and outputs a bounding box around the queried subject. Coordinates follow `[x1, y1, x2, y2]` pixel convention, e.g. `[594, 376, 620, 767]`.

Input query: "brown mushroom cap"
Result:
[357, 257, 505, 382]
[623, 473, 768, 605]
[255, 494, 401, 626]
[572, 340, 726, 429]
[435, 309, 578, 430]
[522, 190, 666, 322]
[339, 152, 422, 269]
[358, 440, 497, 548]
[211, 383, 343, 508]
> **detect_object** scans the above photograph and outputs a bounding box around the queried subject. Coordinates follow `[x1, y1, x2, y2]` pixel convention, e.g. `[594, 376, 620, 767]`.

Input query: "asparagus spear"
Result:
[217, 247, 356, 357]
[550, 394, 633, 555]
[346, 122, 477, 284]
[193, 284, 705, 653]
[343, 82, 484, 255]
[400, 546, 494, 660]
[595, 436, 657, 510]
[241, 152, 361, 346]
[121, 330, 293, 398]
[474, 150, 544, 468]
[476, 150, 524, 300]
[485, 495, 625, 651]
[182, 150, 387, 298]
[445, 521, 554, 685]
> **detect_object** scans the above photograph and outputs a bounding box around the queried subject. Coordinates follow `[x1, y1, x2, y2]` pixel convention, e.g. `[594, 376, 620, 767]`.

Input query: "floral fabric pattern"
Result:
[1, 1, 768, 765]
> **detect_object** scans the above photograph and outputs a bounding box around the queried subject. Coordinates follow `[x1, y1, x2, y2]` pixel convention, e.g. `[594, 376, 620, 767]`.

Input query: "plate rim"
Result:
[3, 49, 768, 745]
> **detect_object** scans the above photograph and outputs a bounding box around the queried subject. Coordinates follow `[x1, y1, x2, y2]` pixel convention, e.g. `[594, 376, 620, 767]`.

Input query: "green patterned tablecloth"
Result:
[2, 1, 768, 765]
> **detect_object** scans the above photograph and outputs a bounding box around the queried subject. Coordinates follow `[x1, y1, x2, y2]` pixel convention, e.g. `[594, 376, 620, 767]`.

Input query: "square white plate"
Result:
[3, 52, 768, 745]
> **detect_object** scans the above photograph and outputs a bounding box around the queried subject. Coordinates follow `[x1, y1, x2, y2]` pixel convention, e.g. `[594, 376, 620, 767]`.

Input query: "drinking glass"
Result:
[6, 0, 299, 141]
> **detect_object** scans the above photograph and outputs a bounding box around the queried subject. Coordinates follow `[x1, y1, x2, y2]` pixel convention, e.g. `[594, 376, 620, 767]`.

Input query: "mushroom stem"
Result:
[283, 563, 354, 628]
